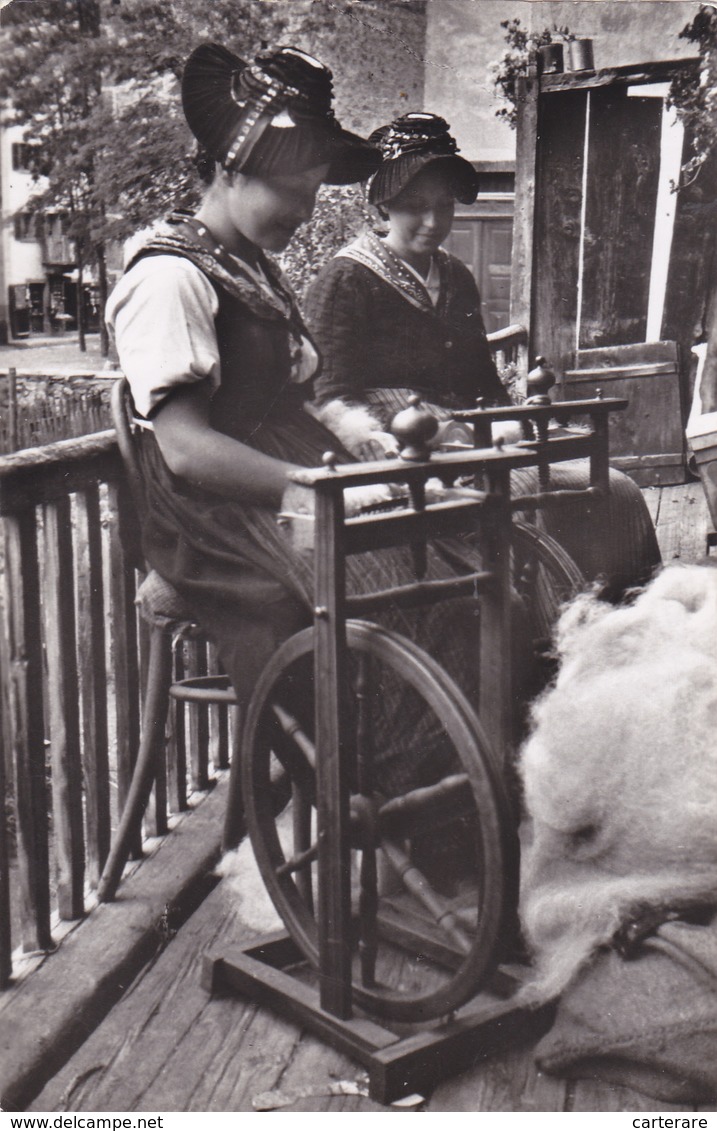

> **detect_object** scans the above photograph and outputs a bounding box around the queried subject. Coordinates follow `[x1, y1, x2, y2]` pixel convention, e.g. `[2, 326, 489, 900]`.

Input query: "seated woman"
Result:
[106, 45, 532, 801]
[305, 112, 662, 596]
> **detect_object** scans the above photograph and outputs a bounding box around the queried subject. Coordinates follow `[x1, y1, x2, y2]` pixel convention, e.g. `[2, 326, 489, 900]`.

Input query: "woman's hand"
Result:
[344, 482, 403, 515]
[491, 420, 522, 446]
[277, 480, 405, 553]
[277, 482, 316, 554]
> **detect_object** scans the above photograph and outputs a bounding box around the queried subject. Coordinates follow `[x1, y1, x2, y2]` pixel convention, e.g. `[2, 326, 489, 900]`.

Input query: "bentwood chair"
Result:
[97, 380, 241, 903]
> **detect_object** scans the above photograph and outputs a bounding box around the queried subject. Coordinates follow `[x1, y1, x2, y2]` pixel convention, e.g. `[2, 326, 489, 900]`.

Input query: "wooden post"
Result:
[511, 69, 540, 355]
[208, 642, 230, 771]
[698, 269, 717, 415]
[106, 480, 141, 859]
[74, 485, 110, 888]
[2, 511, 52, 951]
[167, 639, 188, 813]
[44, 495, 85, 919]
[477, 466, 513, 760]
[8, 367, 18, 452]
[0, 613, 11, 984]
[314, 483, 352, 1019]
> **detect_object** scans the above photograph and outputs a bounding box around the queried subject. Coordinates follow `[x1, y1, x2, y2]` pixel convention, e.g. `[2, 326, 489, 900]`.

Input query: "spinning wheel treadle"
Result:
[240, 620, 512, 1023]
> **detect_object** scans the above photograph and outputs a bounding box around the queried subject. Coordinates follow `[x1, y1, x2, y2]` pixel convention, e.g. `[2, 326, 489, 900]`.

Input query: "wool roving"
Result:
[518, 563, 717, 1003]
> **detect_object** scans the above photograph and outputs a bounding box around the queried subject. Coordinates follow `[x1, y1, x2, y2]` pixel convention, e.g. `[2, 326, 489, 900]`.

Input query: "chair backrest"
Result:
[486, 323, 529, 402]
[111, 377, 146, 510]
[111, 377, 149, 571]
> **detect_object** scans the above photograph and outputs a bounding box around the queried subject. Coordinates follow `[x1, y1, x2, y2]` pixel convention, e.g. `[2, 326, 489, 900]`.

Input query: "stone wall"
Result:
[276, 0, 427, 136]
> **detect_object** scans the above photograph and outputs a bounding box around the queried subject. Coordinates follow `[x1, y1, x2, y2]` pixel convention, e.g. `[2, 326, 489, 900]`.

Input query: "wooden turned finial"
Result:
[391, 394, 438, 462]
[322, 450, 338, 471]
[526, 356, 556, 405]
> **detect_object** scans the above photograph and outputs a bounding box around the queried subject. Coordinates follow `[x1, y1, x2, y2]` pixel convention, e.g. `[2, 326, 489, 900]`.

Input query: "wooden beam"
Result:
[44, 495, 85, 920]
[2, 512, 52, 951]
[511, 69, 539, 344]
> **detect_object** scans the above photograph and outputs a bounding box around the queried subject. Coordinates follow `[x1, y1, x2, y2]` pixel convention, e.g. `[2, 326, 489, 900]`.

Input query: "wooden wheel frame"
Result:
[510, 519, 585, 645]
[241, 620, 513, 1024]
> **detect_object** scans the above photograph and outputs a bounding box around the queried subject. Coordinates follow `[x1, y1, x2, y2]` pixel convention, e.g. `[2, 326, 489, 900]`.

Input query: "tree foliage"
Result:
[491, 18, 571, 128]
[669, 5, 717, 188]
[0, 0, 381, 344]
[0, 0, 288, 243]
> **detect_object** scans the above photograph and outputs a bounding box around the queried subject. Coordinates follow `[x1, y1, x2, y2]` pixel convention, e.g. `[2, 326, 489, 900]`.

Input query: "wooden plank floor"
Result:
[29, 847, 704, 1114]
[28, 482, 715, 1113]
[644, 480, 712, 565]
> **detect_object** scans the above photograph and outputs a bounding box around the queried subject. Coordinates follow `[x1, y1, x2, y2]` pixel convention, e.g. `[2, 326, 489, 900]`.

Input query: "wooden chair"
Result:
[97, 380, 240, 903]
[486, 322, 529, 400]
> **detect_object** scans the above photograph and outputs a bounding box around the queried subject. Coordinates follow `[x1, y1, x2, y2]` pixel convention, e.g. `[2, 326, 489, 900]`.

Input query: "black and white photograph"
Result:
[0, 0, 715, 1118]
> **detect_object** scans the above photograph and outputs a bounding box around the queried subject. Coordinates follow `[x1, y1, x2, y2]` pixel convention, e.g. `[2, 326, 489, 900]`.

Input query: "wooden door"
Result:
[446, 212, 514, 332]
[512, 60, 709, 485]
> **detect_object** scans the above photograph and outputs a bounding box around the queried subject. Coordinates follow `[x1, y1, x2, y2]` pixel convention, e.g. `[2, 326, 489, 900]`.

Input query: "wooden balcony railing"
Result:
[0, 432, 227, 988]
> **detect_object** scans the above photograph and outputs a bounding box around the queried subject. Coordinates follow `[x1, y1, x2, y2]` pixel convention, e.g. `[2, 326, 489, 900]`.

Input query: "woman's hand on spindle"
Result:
[491, 420, 522, 446]
[344, 483, 403, 516]
[277, 482, 316, 553]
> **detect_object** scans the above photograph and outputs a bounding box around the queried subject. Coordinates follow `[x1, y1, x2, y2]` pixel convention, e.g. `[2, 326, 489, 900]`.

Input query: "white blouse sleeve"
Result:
[105, 255, 221, 419]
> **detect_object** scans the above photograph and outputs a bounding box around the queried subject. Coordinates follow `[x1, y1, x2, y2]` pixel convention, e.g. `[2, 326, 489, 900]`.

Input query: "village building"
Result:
[0, 1, 700, 343]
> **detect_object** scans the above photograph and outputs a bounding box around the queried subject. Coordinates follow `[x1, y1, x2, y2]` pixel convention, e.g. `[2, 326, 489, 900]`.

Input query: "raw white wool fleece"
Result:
[518, 563, 717, 1004]
[312, 398, 383, 456]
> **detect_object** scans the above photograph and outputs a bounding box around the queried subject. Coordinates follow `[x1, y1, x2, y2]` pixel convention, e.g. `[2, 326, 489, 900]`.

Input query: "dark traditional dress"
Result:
[107, 216, 533, 795]
[308, 231, 509, 416]
[305, 232, 662, 595]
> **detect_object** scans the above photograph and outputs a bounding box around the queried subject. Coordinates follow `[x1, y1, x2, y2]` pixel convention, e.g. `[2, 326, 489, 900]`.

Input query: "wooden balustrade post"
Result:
[167, 640, 188, 813]
[44, 495, 85, 919]
[0, 614, 11, 985]
[74, 487, 110, 887]
[208, 642, 230, 771]
[106, 479, 141, 859]
[2, 511, 52, 951]
[7, 368, 18, 452]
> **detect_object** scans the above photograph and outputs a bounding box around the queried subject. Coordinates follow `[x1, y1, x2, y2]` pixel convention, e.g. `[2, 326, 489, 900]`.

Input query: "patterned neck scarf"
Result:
[127, 212, 317, 382]
[128, 212, 303, 324]
[336, 229, 449, 314]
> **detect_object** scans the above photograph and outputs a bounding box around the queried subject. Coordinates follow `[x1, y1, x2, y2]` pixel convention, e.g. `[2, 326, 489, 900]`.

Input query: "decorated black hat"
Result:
[367, 112, 479, 206]
[181, 43, 380, 185]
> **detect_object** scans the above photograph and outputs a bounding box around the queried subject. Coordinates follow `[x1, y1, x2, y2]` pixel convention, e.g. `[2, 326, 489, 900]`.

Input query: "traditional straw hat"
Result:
[181, 43, 380, 184]
[367, 112, 479, 206]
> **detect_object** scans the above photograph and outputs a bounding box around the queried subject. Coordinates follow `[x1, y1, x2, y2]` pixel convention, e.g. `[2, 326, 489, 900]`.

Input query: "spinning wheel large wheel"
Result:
[241, 620, 513, 1024]
[510, 520, 585, 645]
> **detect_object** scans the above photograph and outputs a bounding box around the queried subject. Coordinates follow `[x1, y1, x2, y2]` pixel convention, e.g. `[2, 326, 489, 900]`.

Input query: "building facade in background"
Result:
[0, 120, 103, 343]
[0, 0, 704, 343]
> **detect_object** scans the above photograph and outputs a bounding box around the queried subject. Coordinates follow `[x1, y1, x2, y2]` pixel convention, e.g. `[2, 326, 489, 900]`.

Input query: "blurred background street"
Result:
[0, 332, 115, 374]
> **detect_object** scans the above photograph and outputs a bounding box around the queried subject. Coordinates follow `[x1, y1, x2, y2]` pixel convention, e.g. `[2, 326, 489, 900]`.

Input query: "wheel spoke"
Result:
[271, 701, 316, 769]
[275, 837, 319, 878]
[380, 840, 473, 955]
[291, 786, 315, 910]
[269, 702, 316, 800]
[377, 773, 473, 840]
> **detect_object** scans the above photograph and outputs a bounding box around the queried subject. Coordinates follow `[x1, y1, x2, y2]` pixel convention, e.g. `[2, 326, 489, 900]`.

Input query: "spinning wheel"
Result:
[205, 392, 628, 1102]
[241, 620, 511, 1023]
